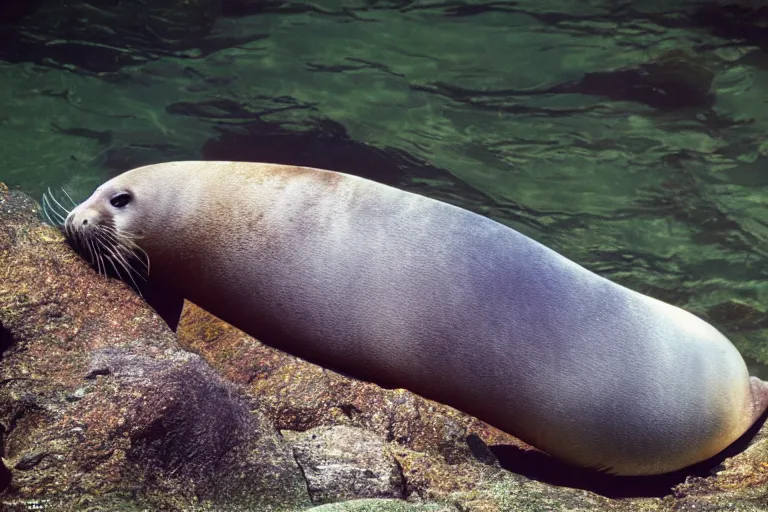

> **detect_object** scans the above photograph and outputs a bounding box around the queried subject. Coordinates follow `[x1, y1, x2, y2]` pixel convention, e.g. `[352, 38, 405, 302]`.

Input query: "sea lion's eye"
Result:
[110, 193, 132, 208]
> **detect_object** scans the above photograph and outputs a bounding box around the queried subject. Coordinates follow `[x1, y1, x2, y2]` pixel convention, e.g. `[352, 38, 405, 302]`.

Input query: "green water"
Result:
[1, 0, 768, 366]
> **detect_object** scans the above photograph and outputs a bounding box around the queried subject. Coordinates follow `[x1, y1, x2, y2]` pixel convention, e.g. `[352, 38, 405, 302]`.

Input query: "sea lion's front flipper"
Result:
[136, 279, 185, 332]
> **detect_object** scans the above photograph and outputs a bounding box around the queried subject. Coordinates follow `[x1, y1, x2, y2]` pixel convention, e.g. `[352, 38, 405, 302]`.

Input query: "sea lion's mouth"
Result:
[41, 188, 150, 288]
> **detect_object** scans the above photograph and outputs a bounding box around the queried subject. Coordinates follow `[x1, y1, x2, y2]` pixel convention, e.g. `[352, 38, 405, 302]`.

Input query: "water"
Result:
[1, 0, 768, 367]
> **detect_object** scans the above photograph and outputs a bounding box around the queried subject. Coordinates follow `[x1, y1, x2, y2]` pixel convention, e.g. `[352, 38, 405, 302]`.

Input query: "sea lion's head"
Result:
[43, 174, 150, 286]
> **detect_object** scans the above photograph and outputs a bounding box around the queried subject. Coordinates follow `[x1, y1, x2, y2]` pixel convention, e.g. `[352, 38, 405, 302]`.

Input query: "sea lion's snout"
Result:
[64, 206, 103, 260]
[65, 204, 107, 243]
[67, 207, 96, 229]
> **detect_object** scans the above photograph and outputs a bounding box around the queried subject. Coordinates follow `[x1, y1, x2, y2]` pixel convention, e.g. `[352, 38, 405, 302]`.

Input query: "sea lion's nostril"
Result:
[82, 219, 88, 226]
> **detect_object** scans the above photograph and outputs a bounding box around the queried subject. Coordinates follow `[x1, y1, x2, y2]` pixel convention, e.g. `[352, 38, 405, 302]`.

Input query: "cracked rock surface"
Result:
[286, 425, 405, 504]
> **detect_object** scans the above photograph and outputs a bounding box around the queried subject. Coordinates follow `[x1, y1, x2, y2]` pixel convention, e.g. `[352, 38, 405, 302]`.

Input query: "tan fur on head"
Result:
[44, 186, 149, 289]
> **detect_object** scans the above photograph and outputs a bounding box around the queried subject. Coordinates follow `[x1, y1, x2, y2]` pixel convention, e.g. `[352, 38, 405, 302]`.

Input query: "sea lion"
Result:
[54, 161, 768, 476]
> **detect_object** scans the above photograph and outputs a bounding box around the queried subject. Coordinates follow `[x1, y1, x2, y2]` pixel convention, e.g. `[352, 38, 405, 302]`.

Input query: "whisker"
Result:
[69, 220, 81, 248]
[41, 193, 67, 225]
[104, 254, 124, 281]
[46, 187, 72, 219]
[115, 250, 147, 285]
[96, 249, 108, 278]
[41, 194, 58, 227]
[62, 204, 150, 297]
[93, 235, 121, 281]
[93, 229, 146, 286]
[116, 230, 143, 241]
[87, 238, 105, 277]
[95, 235, 144, 297]
[100, 226, 150, 274]
[60, 187, 78, 208]
[46, 194, 67, 224]
[134, 247, 150, 275]
[92, 241, 104, 278]
[83, 237, 95, 271]
[64, 217, 73, 240]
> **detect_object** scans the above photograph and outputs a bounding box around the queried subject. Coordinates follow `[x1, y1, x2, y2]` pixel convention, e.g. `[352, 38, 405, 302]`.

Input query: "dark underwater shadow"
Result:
[489, 408, 768, 499]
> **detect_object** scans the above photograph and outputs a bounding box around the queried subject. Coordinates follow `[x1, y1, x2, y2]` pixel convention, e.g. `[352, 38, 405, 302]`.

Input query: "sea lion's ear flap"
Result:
[136, 279, 185, 333]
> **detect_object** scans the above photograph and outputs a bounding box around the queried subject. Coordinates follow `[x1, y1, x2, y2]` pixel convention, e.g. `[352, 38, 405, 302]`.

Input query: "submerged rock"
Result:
[555, 50, 716, 111]
[694, 2, 768, 50]
[0, 0, 221, 72]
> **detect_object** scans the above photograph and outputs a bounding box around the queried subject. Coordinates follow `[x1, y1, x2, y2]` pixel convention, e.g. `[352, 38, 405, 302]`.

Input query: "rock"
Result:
[81, 348, 308, 508]
[671, 427, 768, 511]
[0, 0, 221, 72]
[707, 299, 767, 330]
[286, 425, 405, 504]
[306, 499, 458, 512]
[556, 50, 715, 111]
[0, 1, 41, 25]
[694, 2, 768, 50]
[0, 184, 310, 511]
